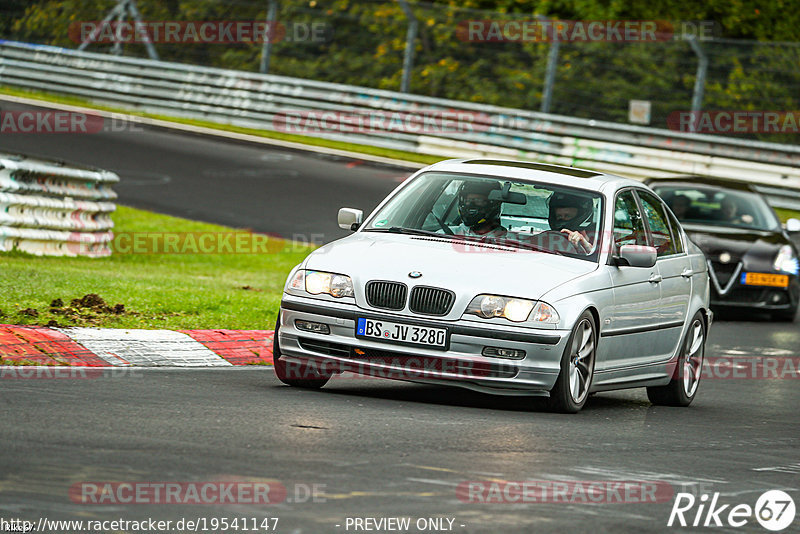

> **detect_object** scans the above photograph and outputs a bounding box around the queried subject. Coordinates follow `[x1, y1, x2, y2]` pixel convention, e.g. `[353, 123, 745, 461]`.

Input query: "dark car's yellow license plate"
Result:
[740, 272, 789, 287]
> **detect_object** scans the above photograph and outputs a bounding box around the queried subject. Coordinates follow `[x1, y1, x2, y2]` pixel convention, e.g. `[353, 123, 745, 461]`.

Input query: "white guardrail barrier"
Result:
[0, 40, 798, 210]
[0, 152, 117, 257]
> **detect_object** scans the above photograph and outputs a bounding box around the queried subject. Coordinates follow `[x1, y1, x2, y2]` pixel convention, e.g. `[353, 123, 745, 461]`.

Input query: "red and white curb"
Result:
[0, 325, 274, 367]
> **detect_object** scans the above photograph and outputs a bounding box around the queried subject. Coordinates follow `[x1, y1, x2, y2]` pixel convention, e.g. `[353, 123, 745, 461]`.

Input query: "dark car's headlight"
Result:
[774, 245, 799, 275]
[289, 270, 355, 298]
[465, 295, 559, 324]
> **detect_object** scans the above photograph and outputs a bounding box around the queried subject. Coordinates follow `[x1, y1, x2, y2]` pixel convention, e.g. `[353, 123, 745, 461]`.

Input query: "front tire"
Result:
[771, 307, 796, 322]
[272, 314, 331, 389]
[647, 311, 705, 407]
[549, 311, 597, 413]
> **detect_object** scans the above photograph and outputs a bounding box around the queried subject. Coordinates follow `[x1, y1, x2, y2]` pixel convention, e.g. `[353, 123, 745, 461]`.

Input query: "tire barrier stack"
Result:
[0, 153, 118, 257]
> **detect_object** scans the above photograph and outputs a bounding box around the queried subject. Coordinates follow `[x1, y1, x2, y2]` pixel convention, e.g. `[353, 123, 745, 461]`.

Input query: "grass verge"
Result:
[0, 205, 312, 329]
[0, 85, 439, 166]
[774, 207, 800, 223]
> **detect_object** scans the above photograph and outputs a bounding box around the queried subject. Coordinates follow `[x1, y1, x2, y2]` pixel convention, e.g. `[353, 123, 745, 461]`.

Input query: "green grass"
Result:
[0, 85, 440, 166]
[774, 207, 800, 223]
[0, 206, 313, 329]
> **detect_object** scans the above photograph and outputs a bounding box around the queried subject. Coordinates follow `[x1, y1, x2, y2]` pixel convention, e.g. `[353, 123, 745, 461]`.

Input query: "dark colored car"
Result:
[646, 176, 799, 321]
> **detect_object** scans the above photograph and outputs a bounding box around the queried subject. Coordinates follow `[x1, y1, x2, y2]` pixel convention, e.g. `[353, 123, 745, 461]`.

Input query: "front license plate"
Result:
[740, 272, 789, 287]
[356, 318, 447, 349]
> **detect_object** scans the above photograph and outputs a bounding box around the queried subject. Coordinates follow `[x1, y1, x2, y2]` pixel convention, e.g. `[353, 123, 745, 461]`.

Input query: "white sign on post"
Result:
[629, 100, 652, 125]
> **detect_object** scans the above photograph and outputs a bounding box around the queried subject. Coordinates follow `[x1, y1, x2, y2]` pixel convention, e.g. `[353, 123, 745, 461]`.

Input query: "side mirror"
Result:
[785, 218, 800, 233]
[616, 244, 657, 268]
[338, 208, 363, 231]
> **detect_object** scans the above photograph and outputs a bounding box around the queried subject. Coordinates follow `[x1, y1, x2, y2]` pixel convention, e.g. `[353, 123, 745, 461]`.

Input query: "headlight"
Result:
[292, 270, 355, 298]
[774, 245, 799, 275]
[466, 295, 536, 322]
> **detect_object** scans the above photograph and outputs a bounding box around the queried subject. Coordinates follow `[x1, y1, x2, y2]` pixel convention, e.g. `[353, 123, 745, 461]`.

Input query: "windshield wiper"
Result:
[366, 227, 566, 255]
[365, 227, 456, 239]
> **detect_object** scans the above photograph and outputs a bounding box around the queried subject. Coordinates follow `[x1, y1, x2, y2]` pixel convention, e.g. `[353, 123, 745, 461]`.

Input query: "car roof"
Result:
[646, 175, 758, 193]
[424, 159, 645, 193]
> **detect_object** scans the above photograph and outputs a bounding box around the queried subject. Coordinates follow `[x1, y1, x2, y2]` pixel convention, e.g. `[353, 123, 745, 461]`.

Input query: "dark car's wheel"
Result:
[771, 307, 797, 322]
[549, 311, 597, 413]
[647, 311, 705, 407]
[272, 314, 331, 389]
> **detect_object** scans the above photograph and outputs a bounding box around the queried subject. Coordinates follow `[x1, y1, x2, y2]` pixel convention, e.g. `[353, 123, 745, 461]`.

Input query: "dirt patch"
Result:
[48, 294, 133, 326]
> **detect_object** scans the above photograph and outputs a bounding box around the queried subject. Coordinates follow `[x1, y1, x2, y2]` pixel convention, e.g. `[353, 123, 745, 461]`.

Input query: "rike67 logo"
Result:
[668, 490, 795, 531]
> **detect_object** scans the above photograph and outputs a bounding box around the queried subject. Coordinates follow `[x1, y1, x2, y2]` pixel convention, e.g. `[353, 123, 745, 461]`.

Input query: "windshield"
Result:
[363, 172, 604, 261]
[651, 185, 780, 231]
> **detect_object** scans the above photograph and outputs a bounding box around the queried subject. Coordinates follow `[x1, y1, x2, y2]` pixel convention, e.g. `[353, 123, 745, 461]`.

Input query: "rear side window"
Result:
[613, 190, 647, 247]
[665, 207, 685, 254]
[638, 191, 677, 257]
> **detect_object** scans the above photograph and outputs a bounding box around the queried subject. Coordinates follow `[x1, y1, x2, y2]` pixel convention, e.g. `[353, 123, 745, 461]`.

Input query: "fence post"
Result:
[688, 37, 708, 133]
[126, 0, 159, 60]
[398, 0, 418, 93]
[260, 0, 278, 74]
[541, 39, 560, 114]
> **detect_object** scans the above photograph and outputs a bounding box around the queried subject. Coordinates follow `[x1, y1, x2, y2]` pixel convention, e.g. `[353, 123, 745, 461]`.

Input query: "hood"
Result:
[305, 232, 598, 301]
[682, 223, 792, 267]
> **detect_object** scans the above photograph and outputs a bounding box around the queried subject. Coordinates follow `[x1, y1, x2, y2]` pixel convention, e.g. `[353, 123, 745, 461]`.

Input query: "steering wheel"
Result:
[535, 230, 582, 253]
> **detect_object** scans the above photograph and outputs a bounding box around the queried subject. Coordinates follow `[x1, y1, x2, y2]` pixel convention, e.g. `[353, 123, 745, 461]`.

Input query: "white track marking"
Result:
[57, 328, 231, 367]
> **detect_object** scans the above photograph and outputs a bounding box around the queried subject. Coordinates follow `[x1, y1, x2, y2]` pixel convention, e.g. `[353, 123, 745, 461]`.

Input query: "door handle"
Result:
[681, 268, 693, 278]
[649, 274, 663, 284]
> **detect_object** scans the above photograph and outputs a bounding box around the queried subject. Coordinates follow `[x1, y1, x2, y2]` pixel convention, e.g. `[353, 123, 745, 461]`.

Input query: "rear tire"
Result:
[548, 311, 597, 413]
[647, 311, 705, 407]
[272, 314, 331, 389]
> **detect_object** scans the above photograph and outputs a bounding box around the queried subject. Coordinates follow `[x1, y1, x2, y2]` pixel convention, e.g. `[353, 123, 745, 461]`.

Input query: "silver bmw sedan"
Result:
[274, 159, 711, 412]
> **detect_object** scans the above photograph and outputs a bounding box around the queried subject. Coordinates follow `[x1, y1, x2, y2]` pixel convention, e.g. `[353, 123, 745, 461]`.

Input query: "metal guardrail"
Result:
[0, 39, 798, 211]
[0, 153, 118, 257]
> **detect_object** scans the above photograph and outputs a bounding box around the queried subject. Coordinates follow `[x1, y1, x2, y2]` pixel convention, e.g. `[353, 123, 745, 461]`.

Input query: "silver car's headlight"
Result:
[289, 270, 354, 298]
[465, 295, 536, 322]
[773, 245, 799, 275]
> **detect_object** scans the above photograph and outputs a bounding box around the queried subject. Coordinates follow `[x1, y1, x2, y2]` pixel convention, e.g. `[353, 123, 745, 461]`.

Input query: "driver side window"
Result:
[613, 191, 647, 247]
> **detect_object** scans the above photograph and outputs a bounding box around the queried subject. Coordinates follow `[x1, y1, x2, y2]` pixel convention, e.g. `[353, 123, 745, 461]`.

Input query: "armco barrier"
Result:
[0, 153, 118, 257]
[0, 40, 798, 210]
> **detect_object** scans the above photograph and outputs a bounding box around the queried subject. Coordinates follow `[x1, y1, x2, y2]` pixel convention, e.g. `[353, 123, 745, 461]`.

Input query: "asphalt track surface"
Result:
[1, 101, 799, 533]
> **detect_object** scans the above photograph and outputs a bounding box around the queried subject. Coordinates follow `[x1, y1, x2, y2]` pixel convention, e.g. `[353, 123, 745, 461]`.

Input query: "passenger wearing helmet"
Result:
[452, 180, 507, 237]
[548, 192, 595, 252]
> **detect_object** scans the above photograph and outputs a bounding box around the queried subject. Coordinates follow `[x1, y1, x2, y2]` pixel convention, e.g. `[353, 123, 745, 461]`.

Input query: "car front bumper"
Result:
[278, 295, 571, 396]
[710, 278, 799, 312]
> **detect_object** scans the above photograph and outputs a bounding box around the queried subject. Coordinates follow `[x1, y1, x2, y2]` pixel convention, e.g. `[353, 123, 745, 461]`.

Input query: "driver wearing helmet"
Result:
[453, 180, 507, 237]
[548, 192, 595, 253]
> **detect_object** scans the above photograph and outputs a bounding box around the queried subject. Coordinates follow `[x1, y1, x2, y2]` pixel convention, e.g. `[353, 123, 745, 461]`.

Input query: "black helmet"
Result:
[548, 192, 593, 231]
[457, 180, 502, 229]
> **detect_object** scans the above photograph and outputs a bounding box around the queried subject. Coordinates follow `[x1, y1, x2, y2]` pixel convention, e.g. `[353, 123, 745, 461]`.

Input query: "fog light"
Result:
[295, 320, 330, 334]
[482, 346, 525, 360]
[770, 291, 788, 304]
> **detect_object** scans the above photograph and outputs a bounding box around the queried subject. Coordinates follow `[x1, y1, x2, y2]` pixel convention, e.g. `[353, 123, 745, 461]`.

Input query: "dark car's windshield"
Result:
[651, 185, 780, 232]
[363, 172, 604, 261]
